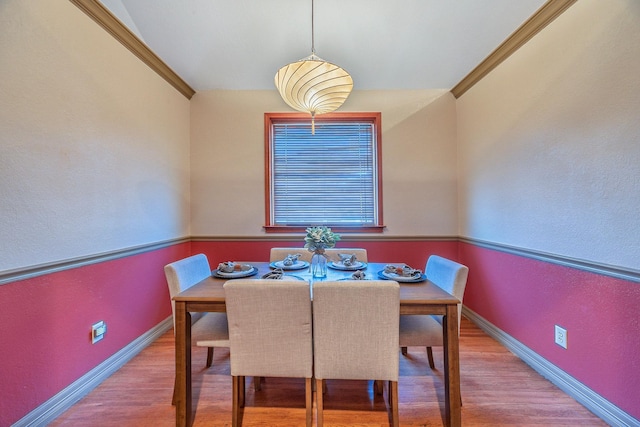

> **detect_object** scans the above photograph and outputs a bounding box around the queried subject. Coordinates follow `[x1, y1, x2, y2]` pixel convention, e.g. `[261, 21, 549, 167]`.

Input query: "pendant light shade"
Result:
[275, 54, 353, 117]
[274, 0, 353, 128]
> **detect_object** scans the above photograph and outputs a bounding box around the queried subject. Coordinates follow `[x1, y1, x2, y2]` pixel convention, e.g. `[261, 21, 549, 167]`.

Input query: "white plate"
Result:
[378, 270, 426, 283]
[270, 260, 310, 270]
[213, 266, 258, 278]
[328, 261, 366, 271]
[261, 272, 307, 281]
[281, 275, 306, 281]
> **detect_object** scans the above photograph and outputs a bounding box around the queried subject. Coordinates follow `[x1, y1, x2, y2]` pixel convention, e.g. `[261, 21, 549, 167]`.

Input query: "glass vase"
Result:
[311, 252, 327, 278]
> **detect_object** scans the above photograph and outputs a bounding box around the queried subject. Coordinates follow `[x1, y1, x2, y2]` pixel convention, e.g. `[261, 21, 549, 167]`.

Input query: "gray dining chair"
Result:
[313, 280, 400, 427]
[224, 279, 313, 427]
[269, 247, 368, 263]
[164, 254, 230, 404]
[399, 255, 469, 369]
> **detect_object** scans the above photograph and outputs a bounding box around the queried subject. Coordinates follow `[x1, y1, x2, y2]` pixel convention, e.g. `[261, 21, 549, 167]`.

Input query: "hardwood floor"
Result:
[50, 317, 606, 426]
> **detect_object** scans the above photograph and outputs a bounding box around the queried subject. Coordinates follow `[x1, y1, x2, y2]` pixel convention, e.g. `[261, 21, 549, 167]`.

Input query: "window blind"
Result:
[271, 121, 378, 226]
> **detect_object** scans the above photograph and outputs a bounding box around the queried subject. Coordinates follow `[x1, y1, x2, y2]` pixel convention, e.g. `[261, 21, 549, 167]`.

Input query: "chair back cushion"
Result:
[269, 247, 368, 263]
[224, 279, 313, 378]
[425, 255, 469, 328]
[313, 280, 399, 381]
[164, 254, 212, 326]
[323, 248, 368, 263]
[269, 247, 313, 262]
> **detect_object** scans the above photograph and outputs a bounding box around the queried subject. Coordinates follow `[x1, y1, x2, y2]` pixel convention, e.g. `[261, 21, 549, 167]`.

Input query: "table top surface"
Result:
[174, 262, 459, 306]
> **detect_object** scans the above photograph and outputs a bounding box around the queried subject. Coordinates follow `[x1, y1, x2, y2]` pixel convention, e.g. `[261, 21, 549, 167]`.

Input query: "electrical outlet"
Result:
[554, 325, 567, 349]
[91, 321, 107, 344]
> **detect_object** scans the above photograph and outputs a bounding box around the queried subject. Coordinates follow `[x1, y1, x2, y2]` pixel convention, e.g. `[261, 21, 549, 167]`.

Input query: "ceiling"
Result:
[99, 0, 547, 92]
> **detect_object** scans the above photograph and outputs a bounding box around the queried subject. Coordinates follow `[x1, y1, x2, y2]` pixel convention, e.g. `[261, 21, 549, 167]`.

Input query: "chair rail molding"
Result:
[0, 237, 189, 285]
[5, 236, 637, 286]
[189, 234, 458, 242]
[460, 237, 640, 284]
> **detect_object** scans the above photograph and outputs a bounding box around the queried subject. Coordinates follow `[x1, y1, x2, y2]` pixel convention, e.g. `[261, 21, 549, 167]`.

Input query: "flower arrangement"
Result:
[304, 226, 340, 253]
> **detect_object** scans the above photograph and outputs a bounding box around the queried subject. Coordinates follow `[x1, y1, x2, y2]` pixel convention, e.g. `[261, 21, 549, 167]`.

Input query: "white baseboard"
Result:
[13, 317, 173, 427]
[14, 310, 640, 426]
[463, 307, 639, 427]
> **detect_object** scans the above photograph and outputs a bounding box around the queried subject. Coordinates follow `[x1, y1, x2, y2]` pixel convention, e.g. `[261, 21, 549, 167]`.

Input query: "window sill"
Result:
[264, 225, 385, 234]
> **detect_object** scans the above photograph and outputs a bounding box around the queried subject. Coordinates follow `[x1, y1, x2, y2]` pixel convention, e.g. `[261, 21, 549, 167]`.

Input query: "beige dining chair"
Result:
[269, 247, 368, 263]
[399, 255, 469, 369]
[313, 280, 400, 427]
[323, 248, 368, 263]
[223, 279, 313, 427]
[269, 247, 313, 262]
[164, 254, 230, 404]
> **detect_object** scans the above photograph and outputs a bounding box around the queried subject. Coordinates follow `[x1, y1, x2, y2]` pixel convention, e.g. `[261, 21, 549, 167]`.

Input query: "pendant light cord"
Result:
[311, 0, 316, 133]
[311, 0, 315, 55]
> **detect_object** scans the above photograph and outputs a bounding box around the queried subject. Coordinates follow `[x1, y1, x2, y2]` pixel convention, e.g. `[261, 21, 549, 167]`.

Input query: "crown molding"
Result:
[70, 0, 575, 101]
[451, 0, 577, 98]
[69, 0, 195, 99]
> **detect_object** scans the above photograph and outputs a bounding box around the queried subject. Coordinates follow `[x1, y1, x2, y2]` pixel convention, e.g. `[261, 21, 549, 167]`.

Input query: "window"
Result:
[265, 112, 383, 233]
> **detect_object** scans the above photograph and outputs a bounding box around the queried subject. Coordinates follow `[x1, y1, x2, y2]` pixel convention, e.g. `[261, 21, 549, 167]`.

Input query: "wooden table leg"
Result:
[443, 304, 461, 427]
[175, 302, 192, 427]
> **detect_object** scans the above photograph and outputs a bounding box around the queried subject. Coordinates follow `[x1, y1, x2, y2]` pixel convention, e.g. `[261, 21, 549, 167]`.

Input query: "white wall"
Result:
[456, 0, 640, 269]
[0, 0, 191, 272]
[189, 89, 458, 237]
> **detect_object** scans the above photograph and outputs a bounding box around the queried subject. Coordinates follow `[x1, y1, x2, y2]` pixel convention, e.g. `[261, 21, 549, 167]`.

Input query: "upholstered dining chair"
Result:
[269, 247, 313, 262]
[313, 280, 400, 427]
[399, 255, 469, 369]
[324, 248, 368, 263]
[223, 279, 313, 427]
[164, 254, 230, 404]
[269, 247, 368, 263]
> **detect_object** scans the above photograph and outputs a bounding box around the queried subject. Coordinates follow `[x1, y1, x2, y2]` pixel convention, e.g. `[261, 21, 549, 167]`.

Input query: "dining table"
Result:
[172, 261, 462, 427]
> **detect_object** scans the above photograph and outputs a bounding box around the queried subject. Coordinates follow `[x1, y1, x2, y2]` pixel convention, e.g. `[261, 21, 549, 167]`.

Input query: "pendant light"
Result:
[274, 0, 353, 133]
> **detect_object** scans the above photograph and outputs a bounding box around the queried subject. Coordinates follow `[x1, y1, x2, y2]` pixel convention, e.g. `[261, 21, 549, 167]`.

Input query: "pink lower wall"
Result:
[0, 242, 191, 426]
[459, 241, 640, 420]
[3, 239, 637, 424]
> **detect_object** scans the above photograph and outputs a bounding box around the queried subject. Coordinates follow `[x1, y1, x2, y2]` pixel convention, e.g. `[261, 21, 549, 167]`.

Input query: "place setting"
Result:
[269, 253, 310, 270]
[261, 268, 306, 281]
[212, 261, 258, 278]
[337, 270, 368, 281]
[378, 264, 426, 283]
[327, 253, 367, 271]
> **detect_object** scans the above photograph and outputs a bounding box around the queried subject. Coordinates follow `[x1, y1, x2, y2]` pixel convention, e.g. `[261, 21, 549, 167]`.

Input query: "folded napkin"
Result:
[338, 253, 357, 266]
[262, 268, 284, 279]
[218, 261, 237, 273]
[282, 254, 302, 266]
[384, 264, 422, 277]
[218, 261, 251, 273]
[351, 270, 366, 280]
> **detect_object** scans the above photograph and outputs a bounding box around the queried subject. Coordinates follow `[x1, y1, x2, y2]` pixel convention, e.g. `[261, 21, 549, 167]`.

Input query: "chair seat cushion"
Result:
[191, 312, 230, 347]
[399, 315, 443, 347]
